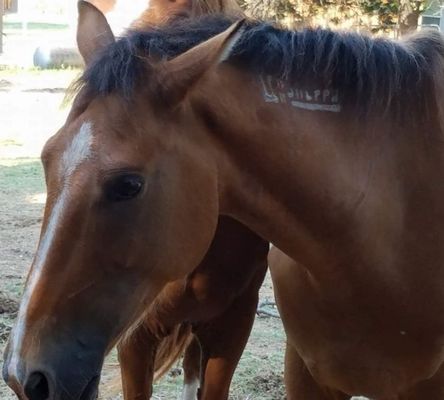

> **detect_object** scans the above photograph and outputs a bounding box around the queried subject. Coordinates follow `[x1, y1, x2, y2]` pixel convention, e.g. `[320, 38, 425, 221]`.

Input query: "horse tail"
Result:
[153, 322, 194, 381]
[99, 323, 193, 398]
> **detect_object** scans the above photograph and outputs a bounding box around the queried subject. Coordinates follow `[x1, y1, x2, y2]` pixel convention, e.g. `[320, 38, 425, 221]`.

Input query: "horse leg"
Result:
[194, 279, 262, 400]
[285, 342, 348, 400]
[118, 324, 159, 400]
[181, 335, 201, 400]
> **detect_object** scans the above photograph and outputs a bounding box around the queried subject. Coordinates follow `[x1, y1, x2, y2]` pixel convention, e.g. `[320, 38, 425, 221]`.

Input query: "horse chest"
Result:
[271, 254, 444, 398]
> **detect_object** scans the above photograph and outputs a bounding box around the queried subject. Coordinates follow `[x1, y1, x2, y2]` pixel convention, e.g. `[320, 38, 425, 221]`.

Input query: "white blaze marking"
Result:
[61, 122, 94, 178]
[8, 122, 94, 379]
[181, 378, 200, 400]
[8, 189, 68, 378]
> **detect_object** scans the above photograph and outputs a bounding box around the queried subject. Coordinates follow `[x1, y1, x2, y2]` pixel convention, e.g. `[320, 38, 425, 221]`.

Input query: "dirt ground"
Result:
[0, 69, 286, 399]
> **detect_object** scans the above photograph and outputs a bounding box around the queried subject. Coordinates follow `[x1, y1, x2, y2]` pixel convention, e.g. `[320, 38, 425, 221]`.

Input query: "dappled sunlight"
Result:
[0, 70, 78, 159]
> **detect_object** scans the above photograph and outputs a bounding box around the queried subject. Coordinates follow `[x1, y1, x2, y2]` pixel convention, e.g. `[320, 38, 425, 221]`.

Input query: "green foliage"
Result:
[243, 0, 428, 34]
[362, 0, 399, 31]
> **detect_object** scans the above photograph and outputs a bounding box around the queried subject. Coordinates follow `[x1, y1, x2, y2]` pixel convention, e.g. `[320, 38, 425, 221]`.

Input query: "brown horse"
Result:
[88, 0, 243, 27]
[270, 248, 379, 400]
[85, 1, 268, 400]
[6, 2, 268, 400]
[132, 0, 243, 26]
[118, 217, 267, 400]
[5, 2, 444, 400]
[270, 244, 444, 400]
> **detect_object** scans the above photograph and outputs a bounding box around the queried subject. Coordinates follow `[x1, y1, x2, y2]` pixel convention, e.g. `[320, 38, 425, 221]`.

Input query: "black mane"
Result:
[81, 15, 236, 99]
[79, 14, 444, 119]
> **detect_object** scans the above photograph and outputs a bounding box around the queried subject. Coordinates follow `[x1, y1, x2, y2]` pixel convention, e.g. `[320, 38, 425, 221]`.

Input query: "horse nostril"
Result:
[24, 372, 50, 400]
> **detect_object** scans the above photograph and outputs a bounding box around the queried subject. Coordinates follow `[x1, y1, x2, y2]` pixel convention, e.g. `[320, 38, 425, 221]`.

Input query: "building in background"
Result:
[420, 0, 444, 30]
[0, 0, 147, 66]
[1, 0, 19, 53]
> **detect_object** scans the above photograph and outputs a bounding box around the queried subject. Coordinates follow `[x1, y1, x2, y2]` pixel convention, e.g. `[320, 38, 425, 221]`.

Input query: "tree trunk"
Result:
[399, 0, 422, 36]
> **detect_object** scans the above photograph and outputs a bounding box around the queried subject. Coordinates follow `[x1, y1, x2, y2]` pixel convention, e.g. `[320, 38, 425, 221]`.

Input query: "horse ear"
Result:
[77, 0, 115, 66]
[157, 20, 246, 106]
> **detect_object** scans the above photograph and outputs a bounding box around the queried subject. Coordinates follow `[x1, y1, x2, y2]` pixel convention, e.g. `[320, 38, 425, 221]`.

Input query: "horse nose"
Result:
[22, 371, 99, 400]
[9, 369, 99, 400]
[24, 371, 51, 400]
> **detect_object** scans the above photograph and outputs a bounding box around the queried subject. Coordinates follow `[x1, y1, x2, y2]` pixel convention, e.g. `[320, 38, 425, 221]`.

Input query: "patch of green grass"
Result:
[3, 281, 22, 298]
[0, 139, 23, 147]
[0, 159, 45, 195]
[229, 318, 286, 399]
[153, 374, 184, 399]
[4, 22, 69, 30]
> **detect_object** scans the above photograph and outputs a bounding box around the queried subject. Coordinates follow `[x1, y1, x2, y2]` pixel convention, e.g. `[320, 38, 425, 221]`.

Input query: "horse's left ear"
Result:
[157, 19, 246, 106]
[77, 0, 115, 66]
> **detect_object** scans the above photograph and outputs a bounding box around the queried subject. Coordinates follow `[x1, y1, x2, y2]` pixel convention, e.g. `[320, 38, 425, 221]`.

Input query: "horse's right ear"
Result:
[155, 20, 246, 107]
[77, 0, 115, 66]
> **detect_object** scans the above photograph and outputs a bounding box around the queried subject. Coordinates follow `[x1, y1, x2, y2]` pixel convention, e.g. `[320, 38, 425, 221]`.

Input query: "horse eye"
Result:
[105, 174, 144, 202]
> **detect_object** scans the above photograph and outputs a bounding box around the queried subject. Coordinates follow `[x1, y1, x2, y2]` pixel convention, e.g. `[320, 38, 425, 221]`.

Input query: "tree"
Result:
[398, 0, 426, 34]
[242, 0, 428, 35]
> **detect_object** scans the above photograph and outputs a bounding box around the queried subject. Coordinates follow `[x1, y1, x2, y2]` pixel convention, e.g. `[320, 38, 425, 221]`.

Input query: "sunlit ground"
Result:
[0, 69, 79, 159]
[26, 192, 46, 204]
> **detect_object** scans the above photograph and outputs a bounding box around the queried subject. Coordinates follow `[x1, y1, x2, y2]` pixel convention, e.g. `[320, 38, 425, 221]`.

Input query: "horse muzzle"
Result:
[3, 339, 103, 400]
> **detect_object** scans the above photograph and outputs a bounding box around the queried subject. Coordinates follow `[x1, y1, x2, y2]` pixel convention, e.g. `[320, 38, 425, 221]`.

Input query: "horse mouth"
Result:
[79, 375, 100, 400]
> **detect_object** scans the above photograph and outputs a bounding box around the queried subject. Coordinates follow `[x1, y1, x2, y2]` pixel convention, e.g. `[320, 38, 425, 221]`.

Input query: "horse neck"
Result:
[191, 66, 444, 278]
